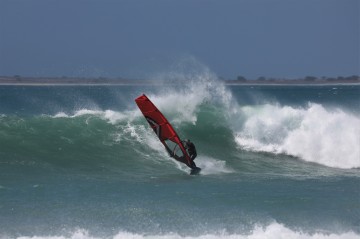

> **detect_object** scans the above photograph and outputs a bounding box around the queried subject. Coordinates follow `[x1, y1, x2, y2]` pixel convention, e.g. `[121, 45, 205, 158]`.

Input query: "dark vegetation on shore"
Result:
[0, 75, 359, 85]
[226, 75, 360, 84]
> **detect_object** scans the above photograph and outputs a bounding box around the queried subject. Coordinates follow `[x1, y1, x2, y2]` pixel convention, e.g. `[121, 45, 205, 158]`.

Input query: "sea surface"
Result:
[0, 77, 359, 238]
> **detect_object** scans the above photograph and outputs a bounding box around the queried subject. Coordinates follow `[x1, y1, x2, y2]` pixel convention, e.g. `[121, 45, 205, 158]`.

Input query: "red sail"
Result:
[135, 94, 192, 167]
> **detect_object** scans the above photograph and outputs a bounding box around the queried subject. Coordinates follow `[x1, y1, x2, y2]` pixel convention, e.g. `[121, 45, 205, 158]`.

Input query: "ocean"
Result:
[0, 77, 359, 239]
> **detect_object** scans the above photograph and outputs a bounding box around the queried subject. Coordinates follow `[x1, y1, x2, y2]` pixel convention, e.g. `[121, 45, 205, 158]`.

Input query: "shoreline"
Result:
[0, 76, 359, 86]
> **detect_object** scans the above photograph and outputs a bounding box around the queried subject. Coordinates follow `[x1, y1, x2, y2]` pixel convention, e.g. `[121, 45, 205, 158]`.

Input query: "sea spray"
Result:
[147, 59, 235, 126]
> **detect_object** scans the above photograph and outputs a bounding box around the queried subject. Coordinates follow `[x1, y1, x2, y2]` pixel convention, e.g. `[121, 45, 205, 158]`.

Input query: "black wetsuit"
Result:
[185, 141, 197, 169]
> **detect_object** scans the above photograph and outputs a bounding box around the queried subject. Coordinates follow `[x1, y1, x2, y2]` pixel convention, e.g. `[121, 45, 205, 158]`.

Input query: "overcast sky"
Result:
[0, 0, 358, 79]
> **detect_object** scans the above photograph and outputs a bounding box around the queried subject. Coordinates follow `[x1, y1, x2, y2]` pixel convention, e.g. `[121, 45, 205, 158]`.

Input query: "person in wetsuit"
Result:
[184, 139, 197, 169]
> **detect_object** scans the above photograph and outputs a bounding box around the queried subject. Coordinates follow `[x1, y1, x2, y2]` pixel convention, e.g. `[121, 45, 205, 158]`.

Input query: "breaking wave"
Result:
[234, 103, 360, 169]
[14, 223, 360, 239]
[2, 68, 359, 173]
[39, 74, 360, 171]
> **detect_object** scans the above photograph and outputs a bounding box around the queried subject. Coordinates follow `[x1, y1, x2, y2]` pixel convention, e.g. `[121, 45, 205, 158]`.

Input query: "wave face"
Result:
[0, 77, 359, 238]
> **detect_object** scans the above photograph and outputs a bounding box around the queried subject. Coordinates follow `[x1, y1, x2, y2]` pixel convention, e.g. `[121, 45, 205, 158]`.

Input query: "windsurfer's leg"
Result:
[190, 161, 197, 169]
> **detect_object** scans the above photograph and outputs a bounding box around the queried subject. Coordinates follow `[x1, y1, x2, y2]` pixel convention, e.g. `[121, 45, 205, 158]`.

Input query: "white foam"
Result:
[234, 103, 360, 169]
[14, 223, 360, 239]
[53, 112, 69, 118]
[52, 109, 139, 125]
[195, 156, 233, 175]
[166, 155, 233, 175]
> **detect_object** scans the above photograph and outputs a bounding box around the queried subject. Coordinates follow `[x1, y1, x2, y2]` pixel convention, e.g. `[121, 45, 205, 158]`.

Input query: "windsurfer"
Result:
[184, 139, 197, 169]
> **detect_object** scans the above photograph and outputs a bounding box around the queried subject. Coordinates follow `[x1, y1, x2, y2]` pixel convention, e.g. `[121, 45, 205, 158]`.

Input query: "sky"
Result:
[0, 0, 359, 79]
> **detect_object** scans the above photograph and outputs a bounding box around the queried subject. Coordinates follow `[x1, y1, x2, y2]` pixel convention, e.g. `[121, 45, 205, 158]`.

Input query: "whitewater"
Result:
[0, 73, 359, 239]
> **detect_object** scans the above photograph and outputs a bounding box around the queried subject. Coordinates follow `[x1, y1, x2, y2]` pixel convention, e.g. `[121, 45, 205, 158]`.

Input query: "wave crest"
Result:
[235, 103, 360, 169]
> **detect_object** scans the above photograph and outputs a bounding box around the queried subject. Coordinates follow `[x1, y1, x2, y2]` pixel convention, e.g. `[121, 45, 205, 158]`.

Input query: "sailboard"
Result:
[135, 94, 199, 172]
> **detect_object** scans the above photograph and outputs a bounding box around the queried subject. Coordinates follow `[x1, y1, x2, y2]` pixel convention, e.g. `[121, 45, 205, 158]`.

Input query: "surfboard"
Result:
[135, 94, 200, 173]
